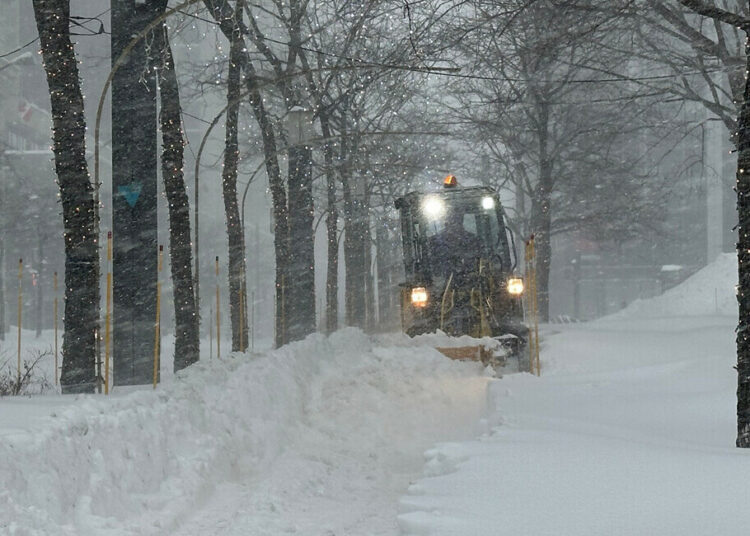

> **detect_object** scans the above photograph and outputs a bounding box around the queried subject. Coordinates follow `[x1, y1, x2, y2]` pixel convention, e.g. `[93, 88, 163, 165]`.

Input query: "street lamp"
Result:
[283, 106, 316, 343]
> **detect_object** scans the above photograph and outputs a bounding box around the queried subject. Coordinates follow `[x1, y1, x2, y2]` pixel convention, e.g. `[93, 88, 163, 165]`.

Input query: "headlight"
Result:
[421, 196, 445, 220]
[481, 196, 495, 210]
[507, 277, 524, 295]
[411, 287, 428, 307]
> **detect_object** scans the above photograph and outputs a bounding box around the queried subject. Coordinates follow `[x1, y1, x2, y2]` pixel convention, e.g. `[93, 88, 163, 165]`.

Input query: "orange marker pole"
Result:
[105, 232, 112, 394]
[239, 284, 244, 353]
[53, 271, 58, 386]
[153, 245, 163, 388]
[525, 240, 534, 375]
[216, 256, 220, 359]
[17, 259, 22, 388]
[524, 236, 541, 376]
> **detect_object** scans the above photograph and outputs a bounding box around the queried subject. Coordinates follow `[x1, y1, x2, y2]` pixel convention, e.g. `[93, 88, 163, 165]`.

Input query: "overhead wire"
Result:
[0, 6, 111, 59]
[0, 38, 39, 59]
[174, 7, 740, 85]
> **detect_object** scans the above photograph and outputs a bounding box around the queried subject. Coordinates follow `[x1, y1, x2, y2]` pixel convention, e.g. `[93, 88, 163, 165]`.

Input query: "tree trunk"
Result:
[345, 200, 368, 329]
[376, 219, 396, 328]
[736, 29, 750, 448]
[32, 0, 98, 393]
[111, 0, 160, 386]
[245, 97, 288, 349]
[532, 102, 552, 322]
[287, 142, 316, 342]
[339, 115, 367, 329]
[321, 115, 339, 333]
[531, 193, 552, 322]
[222, 11, 249, 352]
[35, 234, 44, 339]
[268, 148, 290, 348]
[203, 0, 289, 347]
[0, 227, 4, 341]
[154, 21, 200, 370]
[363, 187, 375, 331]
[341, 135, 367, 329]
[375, 221, 387, 327]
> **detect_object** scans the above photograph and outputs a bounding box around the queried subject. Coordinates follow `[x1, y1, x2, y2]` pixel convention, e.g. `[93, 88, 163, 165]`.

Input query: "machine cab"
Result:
[394, 176, 524, 339]
[395, 180, 516, 285]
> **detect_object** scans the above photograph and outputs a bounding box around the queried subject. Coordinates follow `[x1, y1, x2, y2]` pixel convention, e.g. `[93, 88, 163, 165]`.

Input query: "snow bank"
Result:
[613, 253, 737, 319]
[0, 328, 489, 535]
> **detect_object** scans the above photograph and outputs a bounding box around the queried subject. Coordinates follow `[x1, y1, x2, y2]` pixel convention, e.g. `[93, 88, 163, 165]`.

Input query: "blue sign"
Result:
[118, 182, 142, 208]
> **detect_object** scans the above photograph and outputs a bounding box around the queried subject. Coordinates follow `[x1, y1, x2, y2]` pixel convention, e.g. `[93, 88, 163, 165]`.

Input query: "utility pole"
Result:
[111, 0, 160, 385]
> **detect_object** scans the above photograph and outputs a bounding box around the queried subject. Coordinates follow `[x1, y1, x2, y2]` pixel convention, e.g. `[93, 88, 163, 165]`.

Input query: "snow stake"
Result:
[239, 282, 245, 353]
[17, 258, 22, 388]
[281, 274, 286, 346]
[105, 232, 112, 394]
[216, 256, 221, 359]
[54, 271, 58, 386]
[525, 237, 541, 376]
[153, 245, 163, 389]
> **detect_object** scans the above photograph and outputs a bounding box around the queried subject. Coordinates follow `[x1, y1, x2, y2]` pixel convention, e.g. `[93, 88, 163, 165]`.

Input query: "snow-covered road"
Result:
[399, 316, 749, 535]
[398, 254, 750, 535]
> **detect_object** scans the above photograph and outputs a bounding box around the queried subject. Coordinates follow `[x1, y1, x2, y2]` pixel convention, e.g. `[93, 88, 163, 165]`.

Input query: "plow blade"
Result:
[435, 345, 494, 364]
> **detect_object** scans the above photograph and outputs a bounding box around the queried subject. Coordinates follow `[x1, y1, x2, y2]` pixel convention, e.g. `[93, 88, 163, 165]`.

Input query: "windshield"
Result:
[415, 193, 511, 274]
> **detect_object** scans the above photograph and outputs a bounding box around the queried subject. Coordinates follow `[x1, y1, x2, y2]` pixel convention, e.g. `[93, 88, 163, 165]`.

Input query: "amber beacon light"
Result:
[443, 174, 457, 188]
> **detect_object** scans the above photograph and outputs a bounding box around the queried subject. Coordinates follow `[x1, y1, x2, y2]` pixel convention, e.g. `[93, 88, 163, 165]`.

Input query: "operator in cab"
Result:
[428, 208, 482, 280]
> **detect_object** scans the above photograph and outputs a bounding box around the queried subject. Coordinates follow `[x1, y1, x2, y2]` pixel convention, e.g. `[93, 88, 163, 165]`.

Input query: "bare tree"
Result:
[217, 0, 250, 352]
[443, 0, 670, 320]
[203, 0, 418, 338]
[153, 4, 200, 370]
[642, 1, 745, 133]
[32, 0, 98, 393]
[204, 0, 289, 347]
[666, 0, 750, 448]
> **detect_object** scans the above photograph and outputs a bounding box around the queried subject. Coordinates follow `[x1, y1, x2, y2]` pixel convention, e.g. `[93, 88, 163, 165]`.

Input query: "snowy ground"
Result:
[399, 254, 750, 535]
[1, 253, 748, 535]
[398, 316, 748, 535]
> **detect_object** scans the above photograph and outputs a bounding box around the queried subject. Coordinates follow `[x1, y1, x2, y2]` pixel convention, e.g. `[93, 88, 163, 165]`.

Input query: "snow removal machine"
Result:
[395, 175, 528, 368]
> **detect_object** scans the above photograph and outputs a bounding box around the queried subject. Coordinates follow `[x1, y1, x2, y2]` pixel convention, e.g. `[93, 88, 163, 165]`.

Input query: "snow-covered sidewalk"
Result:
[0, 329, 490, 535]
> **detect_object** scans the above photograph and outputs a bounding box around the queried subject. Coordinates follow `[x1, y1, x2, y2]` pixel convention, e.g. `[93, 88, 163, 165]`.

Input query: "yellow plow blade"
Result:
[435, 345, 492, 363]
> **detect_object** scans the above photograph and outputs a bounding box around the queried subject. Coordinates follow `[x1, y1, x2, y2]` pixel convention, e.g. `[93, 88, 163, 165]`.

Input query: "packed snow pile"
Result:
[0, 329, 490, 535]
[614, 252, 737, 318]
[376, 330, 504, 351]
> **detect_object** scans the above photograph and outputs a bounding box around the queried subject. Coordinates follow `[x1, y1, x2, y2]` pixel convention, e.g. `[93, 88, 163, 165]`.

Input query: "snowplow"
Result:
[394, 175, 528, 368]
